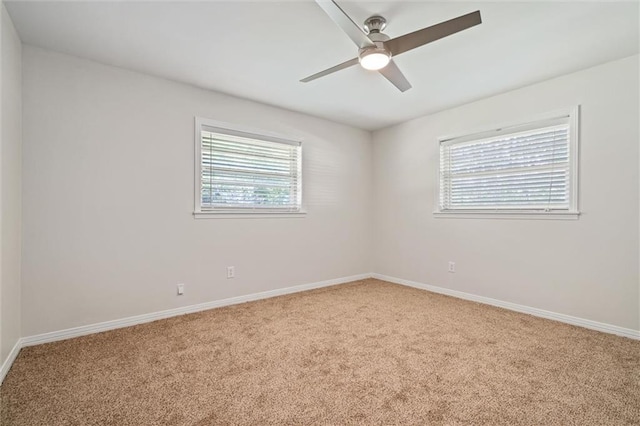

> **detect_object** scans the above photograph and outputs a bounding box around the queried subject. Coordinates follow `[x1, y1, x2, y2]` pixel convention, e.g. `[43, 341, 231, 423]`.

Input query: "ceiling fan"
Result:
[301, 1, 482, 92]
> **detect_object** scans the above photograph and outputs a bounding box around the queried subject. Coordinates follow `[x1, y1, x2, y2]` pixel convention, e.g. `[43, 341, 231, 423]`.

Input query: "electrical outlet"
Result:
[448, 261, 456, 273]
[177, 283, 185, 295]
[227, 266, 235, 279]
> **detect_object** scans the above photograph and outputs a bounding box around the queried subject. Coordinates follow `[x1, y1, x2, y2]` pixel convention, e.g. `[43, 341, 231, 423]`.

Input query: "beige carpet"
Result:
[1, 279, 639, 425]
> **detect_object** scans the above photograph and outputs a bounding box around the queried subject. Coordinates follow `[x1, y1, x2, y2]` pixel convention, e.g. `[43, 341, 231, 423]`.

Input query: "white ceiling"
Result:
[5, 1, 639, 130]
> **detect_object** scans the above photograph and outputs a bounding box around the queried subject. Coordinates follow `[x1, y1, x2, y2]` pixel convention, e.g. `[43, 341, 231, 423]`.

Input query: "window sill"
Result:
[433, 210, 580, 220]
[194, 210, 307, 219]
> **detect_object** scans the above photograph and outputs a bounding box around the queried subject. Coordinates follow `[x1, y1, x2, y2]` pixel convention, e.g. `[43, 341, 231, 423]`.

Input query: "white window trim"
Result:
[194, 117, 306, 219]
[434, 106, 580, 220]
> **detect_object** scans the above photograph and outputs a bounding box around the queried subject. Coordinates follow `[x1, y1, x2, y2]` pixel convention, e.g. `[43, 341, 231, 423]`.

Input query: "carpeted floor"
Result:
[1, 279, 639, 425]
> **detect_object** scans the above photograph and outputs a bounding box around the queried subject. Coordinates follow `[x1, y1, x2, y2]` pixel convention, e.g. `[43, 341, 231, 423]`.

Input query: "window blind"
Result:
[439, 122, 570, 211]
[200, 130, 301, 211]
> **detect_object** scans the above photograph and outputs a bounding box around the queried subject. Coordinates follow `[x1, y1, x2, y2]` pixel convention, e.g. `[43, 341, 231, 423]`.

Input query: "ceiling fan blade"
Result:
[315, 0, 375, 48]
[300, 58, 360, 83]
[378, 60, 412, 92]
[384, 10, 481, 57]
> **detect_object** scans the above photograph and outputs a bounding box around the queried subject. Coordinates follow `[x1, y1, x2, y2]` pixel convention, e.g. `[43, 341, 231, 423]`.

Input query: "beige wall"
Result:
[372, 55, 640, 330]
[1, 5, 22, 363]
[21, 46, 373, 336]
[17, 46, 640, 338]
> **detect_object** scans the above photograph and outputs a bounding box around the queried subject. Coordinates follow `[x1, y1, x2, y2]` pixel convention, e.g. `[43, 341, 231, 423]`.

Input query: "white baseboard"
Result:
[5, 271, 637, 385]
[20, 273, 372, 348]
[0, 338, 23, 385]
[1, 273, 369, 384]
[372, 273, 640, 340]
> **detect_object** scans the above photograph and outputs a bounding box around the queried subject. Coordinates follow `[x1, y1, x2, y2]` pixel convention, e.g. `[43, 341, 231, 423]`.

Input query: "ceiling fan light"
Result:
[359, 48, 391, 71]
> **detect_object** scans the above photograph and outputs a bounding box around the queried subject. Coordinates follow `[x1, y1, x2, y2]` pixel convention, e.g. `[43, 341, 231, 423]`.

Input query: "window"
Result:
[436, 107, 579, 219]
[194, 118, 303, 217]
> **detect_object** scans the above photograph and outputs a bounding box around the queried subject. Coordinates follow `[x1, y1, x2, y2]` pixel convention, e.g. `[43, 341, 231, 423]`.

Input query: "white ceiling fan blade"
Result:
[315, 0, 375, 49]
[378, 60, 412, 92]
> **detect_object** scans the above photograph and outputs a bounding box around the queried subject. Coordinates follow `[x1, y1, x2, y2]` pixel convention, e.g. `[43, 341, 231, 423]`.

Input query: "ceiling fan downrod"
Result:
[364, 16, 386, 34]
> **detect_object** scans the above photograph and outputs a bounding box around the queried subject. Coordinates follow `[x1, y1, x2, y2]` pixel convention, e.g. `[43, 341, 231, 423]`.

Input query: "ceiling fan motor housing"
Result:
[359, 17, 391, 69]
[358, 40, 391, 70]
